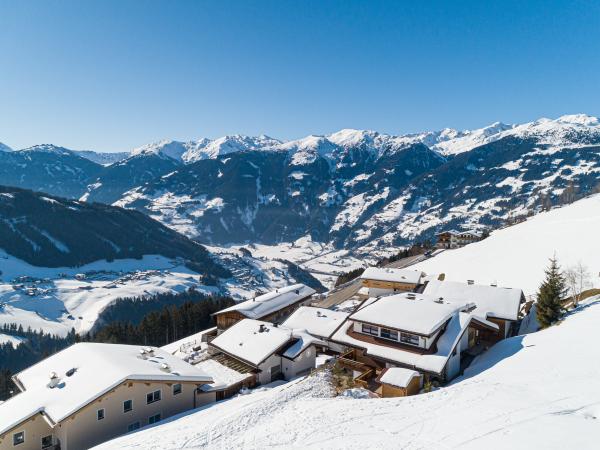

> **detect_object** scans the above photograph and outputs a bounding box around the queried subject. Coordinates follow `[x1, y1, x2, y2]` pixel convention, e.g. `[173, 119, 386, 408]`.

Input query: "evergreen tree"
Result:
[536, 256, 567, 328]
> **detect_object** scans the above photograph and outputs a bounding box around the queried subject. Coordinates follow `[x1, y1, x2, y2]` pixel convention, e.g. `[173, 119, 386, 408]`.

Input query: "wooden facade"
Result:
[214, 297, 311, 331]
[379, 374, 421, 398]
[360, 278, 417, 293]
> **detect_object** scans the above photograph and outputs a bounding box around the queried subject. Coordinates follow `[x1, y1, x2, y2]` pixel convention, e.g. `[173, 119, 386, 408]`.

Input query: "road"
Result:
[314, 253, 430, 308]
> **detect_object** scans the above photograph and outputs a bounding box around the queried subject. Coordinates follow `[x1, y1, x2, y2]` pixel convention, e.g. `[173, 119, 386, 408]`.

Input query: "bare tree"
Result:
[565, 261, 591, 308]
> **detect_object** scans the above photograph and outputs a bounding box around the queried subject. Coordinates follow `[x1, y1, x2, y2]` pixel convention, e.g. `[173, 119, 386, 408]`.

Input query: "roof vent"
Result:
[144, 347, 155, 356]
[258, 324, 266, 333]
[160, 363, 171, 373]
[490, 282, 497, 287]
[66, 368, 77, 377]
[295, 289, 300, 295]
[467, 280, 474, 285]
[48, 372, 60, 389]
[435, 297, 444, 304]
[316, 310, 322, 317]
[407, 293, 417, 300]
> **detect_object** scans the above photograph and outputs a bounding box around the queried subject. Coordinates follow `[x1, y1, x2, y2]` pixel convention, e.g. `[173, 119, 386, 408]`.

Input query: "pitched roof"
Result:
[360, 267, 424, 285]
[349, 293, 469, 336]
[422, 279, 523, 320]
[281, 306, 349, 339]
[0, 343, 212, 435]
[214, 284, 315, 320]
[332, 312, 498, 375]
[210, 319, 294, 366]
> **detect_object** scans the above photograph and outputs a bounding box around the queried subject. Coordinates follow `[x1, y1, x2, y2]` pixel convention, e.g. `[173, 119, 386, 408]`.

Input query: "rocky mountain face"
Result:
[1, 114, 599, 255]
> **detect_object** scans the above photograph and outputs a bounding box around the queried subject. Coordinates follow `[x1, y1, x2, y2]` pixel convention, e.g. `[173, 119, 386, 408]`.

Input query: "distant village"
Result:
[0, 229, 530, 450]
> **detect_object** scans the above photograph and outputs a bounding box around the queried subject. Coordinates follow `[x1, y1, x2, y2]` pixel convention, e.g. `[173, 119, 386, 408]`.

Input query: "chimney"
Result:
[48, 372, 60, 389]
[259, 324, 266, 333]
[407, 293, 416, 300]
[467, 280, 474, 285]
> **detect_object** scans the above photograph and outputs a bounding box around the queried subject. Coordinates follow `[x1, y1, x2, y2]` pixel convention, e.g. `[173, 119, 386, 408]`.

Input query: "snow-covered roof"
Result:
[161, 326, 217, 355]
[214, 284, 316, 320]
[349, 293, 469, 336]
[423, 279, 523, 321]
[282, 307, 349, 339]
[195, 358, 254, 391]
[0, 343, 212, 435]
[360, 267, 424, 285]
[281, 330, 324, 359]
[332, 312, 497, 375]
[437, 229, 482, 237]
[210, 319, 294, 367]
[378, 367, 420, 388]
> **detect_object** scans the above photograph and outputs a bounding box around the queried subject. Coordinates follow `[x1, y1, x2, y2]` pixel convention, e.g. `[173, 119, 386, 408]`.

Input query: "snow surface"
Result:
[360, 266, 424, 284]
[97, 297, 600, 450]
[281, 306, 349, 339]
[413, 193, 600, 296]
[0, 332, 25, 348]
[0, 252, 216, 336]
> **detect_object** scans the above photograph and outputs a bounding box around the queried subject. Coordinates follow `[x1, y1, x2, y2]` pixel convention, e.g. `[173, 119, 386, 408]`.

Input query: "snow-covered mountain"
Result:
[1, 114, 599, 257]
[0, 142, 12, 152]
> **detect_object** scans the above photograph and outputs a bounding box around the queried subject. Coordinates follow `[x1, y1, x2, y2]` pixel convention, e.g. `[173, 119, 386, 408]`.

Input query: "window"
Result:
[380, 328, 398, 341]
[41, 435, 53, 449]
[123, 399, 133, 412]
[148, 413, 161, 425]
[361, 323, 378, 336]
[13, 431, 25, 446]
[97, 408, 105, 421]
[127, 422, 141, 432]
[172, 383, 182, 396]
[400, 332, 420, 346]
[146, 389, 161, 404]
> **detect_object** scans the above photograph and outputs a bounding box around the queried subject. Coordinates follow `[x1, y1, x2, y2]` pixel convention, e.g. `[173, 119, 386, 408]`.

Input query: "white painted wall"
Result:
[257, 354, 283, 385]
[282, 346, 316, 380]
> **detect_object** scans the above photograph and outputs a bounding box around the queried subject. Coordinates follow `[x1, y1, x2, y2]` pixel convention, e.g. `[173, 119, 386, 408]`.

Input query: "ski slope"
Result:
[96, 296, 600, 450]
[413, 193, 600, 295]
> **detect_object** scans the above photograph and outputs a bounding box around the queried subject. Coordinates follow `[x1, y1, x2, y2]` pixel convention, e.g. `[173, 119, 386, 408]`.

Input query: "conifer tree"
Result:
[536, 256, 567, 328]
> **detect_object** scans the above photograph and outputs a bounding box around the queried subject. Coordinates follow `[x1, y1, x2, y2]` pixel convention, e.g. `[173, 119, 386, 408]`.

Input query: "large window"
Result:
[172, 383, 182, 396]
[13, 431, 25, 446]
[400, 332, 420, 346]
[146, 390, 161, 404]
[127, 422, 141, 432]
[97, 408, 105, 421]
[41, 435, 53, 449]
[361, 323, 379, 336]
[380, 328, 399, 341]
[148, 413, 161, 425]
[123, 399, 133, 413]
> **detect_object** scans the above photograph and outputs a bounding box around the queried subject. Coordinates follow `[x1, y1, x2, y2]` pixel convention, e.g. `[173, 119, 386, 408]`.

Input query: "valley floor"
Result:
[96, 296, 600, 450]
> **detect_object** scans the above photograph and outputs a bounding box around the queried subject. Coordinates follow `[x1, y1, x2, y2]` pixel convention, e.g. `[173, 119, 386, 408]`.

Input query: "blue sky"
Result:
[1, 0, 599, 152]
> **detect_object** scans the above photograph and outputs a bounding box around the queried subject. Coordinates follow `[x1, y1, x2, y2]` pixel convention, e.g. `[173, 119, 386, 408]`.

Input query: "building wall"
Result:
[380, 375, 421, 398]
[282, 346, 316, 380]
[257, 354, 283, 385]
[57, 380, 201, 450]
[0, 413, 53, 450]
[362, 280, 417, 295]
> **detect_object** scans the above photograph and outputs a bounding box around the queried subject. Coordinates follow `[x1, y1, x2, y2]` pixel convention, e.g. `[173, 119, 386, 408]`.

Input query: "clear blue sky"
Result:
[1, 0, 599, 153]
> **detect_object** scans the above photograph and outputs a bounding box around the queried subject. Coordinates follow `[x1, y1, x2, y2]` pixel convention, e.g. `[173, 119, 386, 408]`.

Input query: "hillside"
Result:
[96, 296, 600, 449]
[1, 114, 599, 258]
[413, 193, 600, 295]
[0, 185, 226, 274]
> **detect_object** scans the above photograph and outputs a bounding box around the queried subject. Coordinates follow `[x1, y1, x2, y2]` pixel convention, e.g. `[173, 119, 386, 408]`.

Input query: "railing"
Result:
[354, 368, 375, 389]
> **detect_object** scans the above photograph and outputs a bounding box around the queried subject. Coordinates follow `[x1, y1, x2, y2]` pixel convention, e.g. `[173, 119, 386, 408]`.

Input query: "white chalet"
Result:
[0, 343, 213, 450]
[331, 292, 501, 384]
[209, 319, 323, 385]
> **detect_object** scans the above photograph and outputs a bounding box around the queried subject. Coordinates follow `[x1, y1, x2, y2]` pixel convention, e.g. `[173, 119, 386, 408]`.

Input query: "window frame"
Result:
[97, 408, 105, 421]
[41, 435, 53, 449]
[127, 421, 141, 432]
[361, 323, 379, 336]
[148, 413, 162, 425]
[400, 332, 420, 346]
[380, 328, 399, 341]
[146, 389, 161, 404]
[13, 431, 25, 446]
[172, 383, 182, 396]
[123, 399, 133, 413]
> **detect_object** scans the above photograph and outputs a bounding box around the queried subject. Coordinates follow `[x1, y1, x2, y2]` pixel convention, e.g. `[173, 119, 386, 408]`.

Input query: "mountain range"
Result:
[1, 114, 599, 255]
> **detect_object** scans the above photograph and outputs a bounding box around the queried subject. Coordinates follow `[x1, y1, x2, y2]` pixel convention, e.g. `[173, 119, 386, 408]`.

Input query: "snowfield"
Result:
[97, 297, 600, 450]
[0, 253, 217, 336]
[413, 193, 600, 295]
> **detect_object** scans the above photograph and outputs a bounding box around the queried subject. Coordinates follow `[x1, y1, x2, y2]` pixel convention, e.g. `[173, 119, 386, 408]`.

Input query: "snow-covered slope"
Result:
[413, 193, 600, 295]
[97, 296, 600, 450]
[0, 142, 12, 152]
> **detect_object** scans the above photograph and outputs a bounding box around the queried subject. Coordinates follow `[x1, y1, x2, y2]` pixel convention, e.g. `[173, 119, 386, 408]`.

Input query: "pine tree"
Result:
[536, 256, 567, 328]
